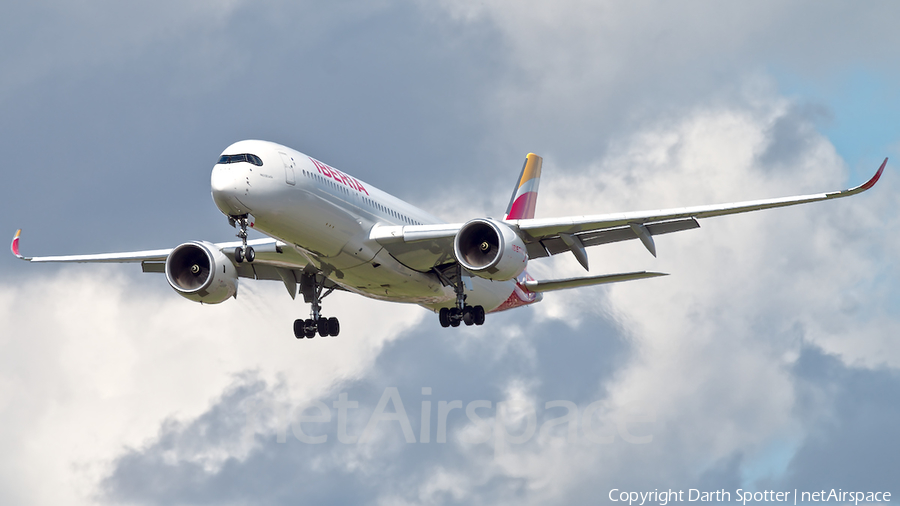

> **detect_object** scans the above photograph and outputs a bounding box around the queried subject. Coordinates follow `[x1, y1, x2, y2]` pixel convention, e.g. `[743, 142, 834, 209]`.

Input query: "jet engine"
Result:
[165, 241, 238, 304]
[453, 218, 528, 281]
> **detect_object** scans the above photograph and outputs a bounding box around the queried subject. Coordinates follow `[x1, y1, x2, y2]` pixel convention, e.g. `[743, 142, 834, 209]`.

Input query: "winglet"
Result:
[842, 157, 887, 195]
[11, 229, 27, 260]
[860, 157, 887, 191]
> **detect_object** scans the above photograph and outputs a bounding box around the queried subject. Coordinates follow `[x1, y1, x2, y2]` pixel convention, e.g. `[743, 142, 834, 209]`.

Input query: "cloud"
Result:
[0, 268, 421, 505]
[426, 0, 900, 170]
[762, 345, 900, 490]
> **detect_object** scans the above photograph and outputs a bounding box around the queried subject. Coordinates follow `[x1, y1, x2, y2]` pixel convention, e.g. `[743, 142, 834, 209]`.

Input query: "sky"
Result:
[2, 1, 899, 505]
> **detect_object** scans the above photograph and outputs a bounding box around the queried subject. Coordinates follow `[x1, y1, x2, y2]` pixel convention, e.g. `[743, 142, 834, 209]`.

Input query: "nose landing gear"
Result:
[230, 215, 255, 263]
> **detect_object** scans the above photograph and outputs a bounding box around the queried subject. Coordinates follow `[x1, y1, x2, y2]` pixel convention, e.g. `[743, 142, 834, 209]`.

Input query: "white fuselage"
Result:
[210, 140, 536, 313]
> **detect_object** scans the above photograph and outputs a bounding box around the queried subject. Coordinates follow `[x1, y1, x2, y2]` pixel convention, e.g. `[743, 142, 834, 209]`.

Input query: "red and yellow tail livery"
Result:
[504, 153, 543, 220]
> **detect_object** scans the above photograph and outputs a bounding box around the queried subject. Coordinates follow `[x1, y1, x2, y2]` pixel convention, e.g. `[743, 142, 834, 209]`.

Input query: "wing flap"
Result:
[535, 218, 699, 261]
[579, 218, 700, 248]
[141, 261, 166, 273]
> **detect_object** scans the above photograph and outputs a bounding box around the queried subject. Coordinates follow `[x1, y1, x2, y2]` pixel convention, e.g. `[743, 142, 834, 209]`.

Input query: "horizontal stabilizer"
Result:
[524, 271, 667, 292]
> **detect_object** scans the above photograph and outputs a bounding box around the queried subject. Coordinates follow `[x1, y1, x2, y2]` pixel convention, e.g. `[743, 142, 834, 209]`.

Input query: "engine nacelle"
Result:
[165, 241, 238, 304]
[453, 218, 528, 281]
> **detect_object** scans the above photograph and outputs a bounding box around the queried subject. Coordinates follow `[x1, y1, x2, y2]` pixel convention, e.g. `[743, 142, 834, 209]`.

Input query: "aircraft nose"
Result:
[211, 164, 235, 194]
[211, 164, 250, 215]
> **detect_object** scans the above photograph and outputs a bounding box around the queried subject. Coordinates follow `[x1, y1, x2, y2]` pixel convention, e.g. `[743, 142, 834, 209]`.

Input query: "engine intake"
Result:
[453, 218, 528, 281]
[165, 241, 238, 304]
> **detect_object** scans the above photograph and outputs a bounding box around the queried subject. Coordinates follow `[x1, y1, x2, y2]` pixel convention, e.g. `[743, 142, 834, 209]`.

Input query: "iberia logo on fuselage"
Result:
[309, 158, 369, 195]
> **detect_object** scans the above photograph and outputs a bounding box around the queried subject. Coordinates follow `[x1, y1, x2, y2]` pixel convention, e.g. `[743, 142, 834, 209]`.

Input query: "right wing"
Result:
[12, 229, 173, 263]
[10, 231, 329, 298]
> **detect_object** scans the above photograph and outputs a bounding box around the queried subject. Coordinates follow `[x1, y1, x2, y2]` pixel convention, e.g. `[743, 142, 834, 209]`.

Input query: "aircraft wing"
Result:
[523, 271, 668, 292]
[373, 158, 886, 271]
[12, 230, 173, 263]
[11, 231, 319, 297]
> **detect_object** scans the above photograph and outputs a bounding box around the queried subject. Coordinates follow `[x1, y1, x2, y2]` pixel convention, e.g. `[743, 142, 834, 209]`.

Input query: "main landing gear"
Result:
[293, 270, 341, 339]
[231, 215, 255, 263]
[437, 264, 486, 328]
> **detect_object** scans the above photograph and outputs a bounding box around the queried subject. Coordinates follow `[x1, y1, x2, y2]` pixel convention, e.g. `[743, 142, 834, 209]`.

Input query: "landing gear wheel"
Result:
[327, 317, 340, 336]
[462, 305, 475, 326]
[474, 305, 485, 325]
[293, 319, 305, 339]
[439, 308, 451, 328]
[294, 269, 339, 339]
[449, 308, 461, 327]
[317, 318, 329, 337]
[304, 319, 316, 338]
[234, 247, 244, 263]
[245, 246, 255, 263]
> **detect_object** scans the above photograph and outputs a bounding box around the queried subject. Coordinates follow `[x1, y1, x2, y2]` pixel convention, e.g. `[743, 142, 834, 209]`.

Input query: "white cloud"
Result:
[507, 93, 899, 492]
[0, 268, 422, 506]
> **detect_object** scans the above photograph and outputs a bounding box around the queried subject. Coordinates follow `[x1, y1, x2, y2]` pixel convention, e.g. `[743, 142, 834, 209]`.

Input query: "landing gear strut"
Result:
[293, 270, 340, 339]
[437, 264, 485, 328]
[231, 215, 255, 263]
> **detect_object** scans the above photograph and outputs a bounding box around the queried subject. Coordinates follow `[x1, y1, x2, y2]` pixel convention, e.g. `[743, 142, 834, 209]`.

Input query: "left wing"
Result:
[373, 158, 887, 271]
[523, 271, 668, 292]
[514, 157, 887, 263]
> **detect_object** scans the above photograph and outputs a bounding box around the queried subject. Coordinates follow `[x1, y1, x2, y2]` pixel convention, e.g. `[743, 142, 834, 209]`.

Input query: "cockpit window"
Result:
[217, 153, 263, 166]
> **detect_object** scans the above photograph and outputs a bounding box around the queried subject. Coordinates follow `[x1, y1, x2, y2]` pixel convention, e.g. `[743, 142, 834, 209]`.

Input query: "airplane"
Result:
[11, 140, 887, 339]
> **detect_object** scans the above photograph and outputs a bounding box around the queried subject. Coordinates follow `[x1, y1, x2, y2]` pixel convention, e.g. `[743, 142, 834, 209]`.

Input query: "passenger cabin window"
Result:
[217, 153, 263, 166]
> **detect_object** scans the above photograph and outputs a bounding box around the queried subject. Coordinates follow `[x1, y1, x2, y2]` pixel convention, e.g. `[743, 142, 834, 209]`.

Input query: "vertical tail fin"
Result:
[504, 153, 543, 220]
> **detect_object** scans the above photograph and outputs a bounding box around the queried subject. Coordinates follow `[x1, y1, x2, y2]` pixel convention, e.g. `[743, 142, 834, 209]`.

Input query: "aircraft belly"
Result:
[316, 247, 515, 308]
[419, 277, 514, 313]
[334, 249, 451, 303]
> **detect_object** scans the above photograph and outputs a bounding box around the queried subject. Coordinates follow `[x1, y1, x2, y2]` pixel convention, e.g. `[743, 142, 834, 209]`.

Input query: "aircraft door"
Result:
[279, 152, 296, 185]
